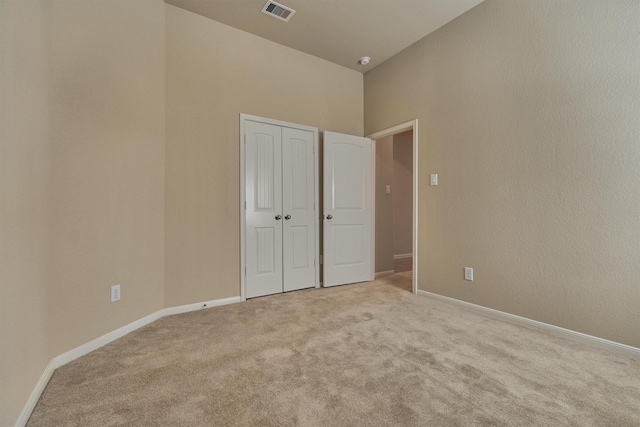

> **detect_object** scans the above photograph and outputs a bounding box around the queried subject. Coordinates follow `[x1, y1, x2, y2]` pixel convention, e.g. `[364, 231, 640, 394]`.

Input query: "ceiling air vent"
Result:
[261, 1, 296, 22]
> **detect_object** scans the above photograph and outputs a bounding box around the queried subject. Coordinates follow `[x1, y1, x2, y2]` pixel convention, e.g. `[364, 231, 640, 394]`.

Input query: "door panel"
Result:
[282, 127, 316, 291]
[291, 226, 309, 268]
[332, 225, 364, 266]
[332, 144, 365, 210]
[255, 227, 277, 274]
[246, 121, 283, 298]
[323, 132, 373, 287]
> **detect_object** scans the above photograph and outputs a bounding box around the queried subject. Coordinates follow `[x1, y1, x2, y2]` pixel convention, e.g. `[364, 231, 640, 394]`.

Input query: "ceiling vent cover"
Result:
[261, 1, 296, 22]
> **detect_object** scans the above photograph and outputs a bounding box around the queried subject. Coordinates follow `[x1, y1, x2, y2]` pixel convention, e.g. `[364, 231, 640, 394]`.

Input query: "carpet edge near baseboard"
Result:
[14, 295, 242, 427]
[416, 290, 640, 360]
[17, 290, 639, 427]
[375, 270, 395, 278]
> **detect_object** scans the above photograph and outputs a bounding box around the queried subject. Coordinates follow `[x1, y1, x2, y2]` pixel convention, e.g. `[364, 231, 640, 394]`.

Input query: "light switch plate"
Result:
[464, 267, 473, 281]
[430, 174, 438, 186]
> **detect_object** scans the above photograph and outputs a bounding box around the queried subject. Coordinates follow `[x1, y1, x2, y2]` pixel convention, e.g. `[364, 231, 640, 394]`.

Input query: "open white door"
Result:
[323, 131, 374, 287]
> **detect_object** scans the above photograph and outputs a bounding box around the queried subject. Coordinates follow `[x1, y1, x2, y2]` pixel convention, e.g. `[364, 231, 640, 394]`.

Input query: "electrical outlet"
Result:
[111, 284, 121, 302]
[464, 267, 473, 281]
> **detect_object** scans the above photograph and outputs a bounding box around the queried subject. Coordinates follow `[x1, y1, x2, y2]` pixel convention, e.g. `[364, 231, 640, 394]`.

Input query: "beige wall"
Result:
[47, 0, 166, 357]
[365, 0, 640, 347]
[393, 131, 413, 256]
[1, 2, 52, 424]
[165, 5, 363, 306]
[375, 136, 395, 273]
[1, 0, 166, 424]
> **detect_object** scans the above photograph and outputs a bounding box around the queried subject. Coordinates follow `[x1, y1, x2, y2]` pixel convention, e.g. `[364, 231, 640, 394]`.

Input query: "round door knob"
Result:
[284, 215, 291, 220]
[326, 214, 333, 220]
[275, 215, 282, 220]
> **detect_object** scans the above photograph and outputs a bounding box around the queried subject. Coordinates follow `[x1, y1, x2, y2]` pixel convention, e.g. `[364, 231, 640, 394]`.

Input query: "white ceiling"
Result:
[164, 0, 484, 73]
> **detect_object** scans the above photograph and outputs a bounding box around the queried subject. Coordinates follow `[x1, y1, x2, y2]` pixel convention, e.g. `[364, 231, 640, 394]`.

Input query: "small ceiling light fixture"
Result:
[358, 56, 371, 66]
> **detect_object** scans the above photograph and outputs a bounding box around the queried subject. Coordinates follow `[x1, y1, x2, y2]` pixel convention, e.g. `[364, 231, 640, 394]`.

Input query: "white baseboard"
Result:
[375, 270, 395, 278]
[15, 360, 56, 427]
[161, 296, 241, 317]
[417, 290, 640, 359]
[393, 253, 413, 260]
[53, 311, 163, 368]
[15, 295, 241, 427]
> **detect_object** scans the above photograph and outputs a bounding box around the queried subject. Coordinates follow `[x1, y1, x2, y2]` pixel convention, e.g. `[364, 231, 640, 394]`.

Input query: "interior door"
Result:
[282, 127, 316, 291]
[245, 121, 283, 298]
[323, 131, 373, 287]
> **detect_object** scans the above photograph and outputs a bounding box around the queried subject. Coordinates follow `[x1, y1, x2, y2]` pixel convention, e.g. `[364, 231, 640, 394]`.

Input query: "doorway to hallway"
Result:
[368, 120, 418, 294]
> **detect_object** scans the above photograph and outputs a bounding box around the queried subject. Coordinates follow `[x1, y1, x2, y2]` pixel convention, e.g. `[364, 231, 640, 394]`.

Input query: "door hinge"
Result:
[244, 266, 247, 275]
[244, 200, 246, 209]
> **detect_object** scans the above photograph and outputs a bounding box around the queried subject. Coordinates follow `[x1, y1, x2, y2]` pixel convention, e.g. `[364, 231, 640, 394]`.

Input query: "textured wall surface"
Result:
[1, 0, 166, 424]
[375, 135, 395, 273]
[393, 131, 414, 256]
[0, 2, 52, 424]
[365, 0, 640, 346]
[46, 0, 166, 357]
[165, 5, 363, 306]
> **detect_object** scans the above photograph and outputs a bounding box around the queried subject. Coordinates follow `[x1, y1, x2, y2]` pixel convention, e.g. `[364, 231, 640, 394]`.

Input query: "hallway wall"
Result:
[393, 131, 413, 257]
[374, 135, 395, 273]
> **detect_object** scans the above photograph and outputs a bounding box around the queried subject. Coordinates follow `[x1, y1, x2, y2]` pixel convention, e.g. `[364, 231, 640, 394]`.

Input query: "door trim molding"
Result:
[367, 120, 419, 295]
[239, 114, 320, 301]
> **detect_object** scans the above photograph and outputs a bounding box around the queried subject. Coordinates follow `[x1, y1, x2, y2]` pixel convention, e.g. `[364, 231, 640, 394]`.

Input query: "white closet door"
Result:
[245, 121, 283, 298]
[282, 127, 315, 292]
[323, 131, 373, 287]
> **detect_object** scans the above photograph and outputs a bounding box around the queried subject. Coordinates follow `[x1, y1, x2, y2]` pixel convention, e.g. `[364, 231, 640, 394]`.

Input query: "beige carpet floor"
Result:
[28, 275, 640, 426]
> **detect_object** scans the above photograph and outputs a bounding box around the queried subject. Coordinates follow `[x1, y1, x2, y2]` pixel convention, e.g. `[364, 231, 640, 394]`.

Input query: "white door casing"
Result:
[367, 120, 419, 295]
[323, 131, 374, 287]
[245, 121, 284, 298]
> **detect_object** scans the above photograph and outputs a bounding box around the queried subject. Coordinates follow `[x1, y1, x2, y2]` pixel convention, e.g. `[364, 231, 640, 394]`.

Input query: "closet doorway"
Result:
[240, 114, 320, 299]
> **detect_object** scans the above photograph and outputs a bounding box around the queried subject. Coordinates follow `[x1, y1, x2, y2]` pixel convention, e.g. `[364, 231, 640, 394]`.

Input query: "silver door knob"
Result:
[275, 215, 282, 220]
[326, 214, 333, 220]
[284, 215, 291, 220]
